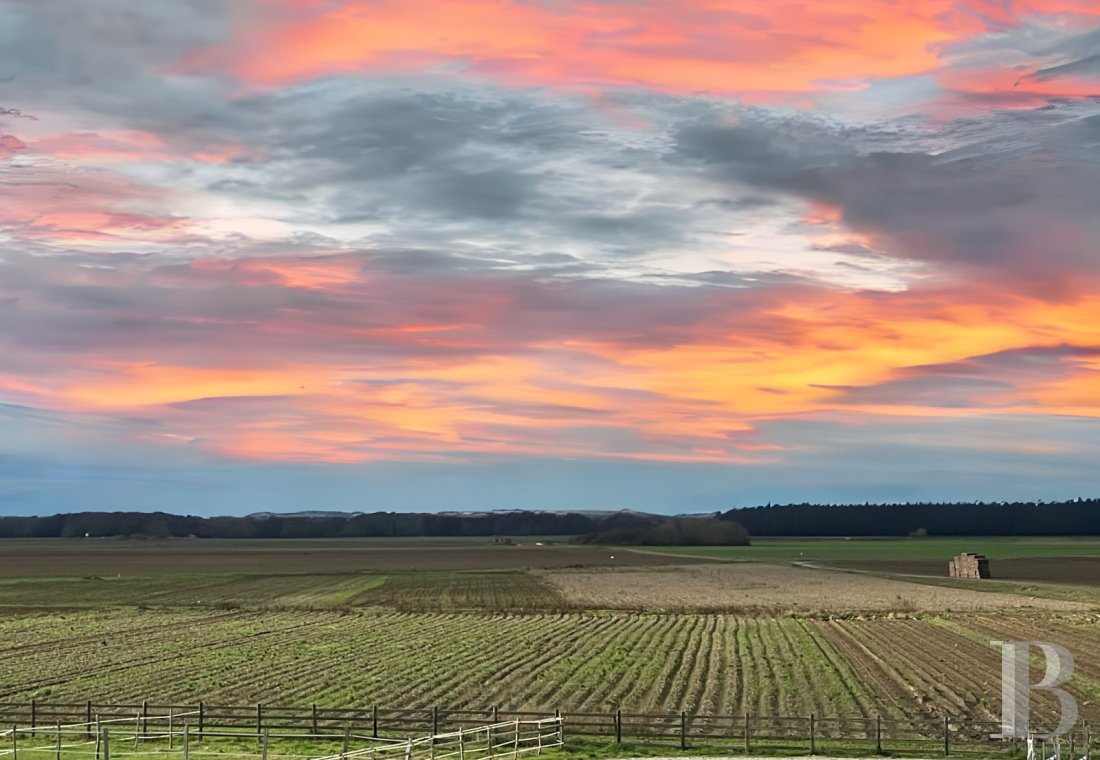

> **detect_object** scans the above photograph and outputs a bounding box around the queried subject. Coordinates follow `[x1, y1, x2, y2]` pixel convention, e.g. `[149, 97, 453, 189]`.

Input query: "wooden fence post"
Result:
[8, 700, 1025, 759]
[261, 729, 269, 760]
[101, 728, 109, 760]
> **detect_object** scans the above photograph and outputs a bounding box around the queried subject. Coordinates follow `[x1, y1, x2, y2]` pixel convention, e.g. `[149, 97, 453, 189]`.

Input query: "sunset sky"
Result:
[2, 1, 1100, 514]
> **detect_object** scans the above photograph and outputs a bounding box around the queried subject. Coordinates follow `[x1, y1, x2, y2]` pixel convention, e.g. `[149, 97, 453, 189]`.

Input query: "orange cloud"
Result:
[239, 258, 365, 290]
[181, 0, 983, 97]
[62, 363, 321, 409]
[28, 131, 261, 165]
[32, 270, 1100, 464]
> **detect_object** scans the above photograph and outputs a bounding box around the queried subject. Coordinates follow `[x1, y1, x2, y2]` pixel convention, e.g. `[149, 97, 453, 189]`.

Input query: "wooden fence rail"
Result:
[0, 717, 564, 760]
[0, 701, 1088, 757]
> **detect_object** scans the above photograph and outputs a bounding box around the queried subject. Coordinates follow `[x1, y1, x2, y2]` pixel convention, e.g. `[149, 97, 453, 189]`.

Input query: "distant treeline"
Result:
[723, 499, 1100, 536]
[0, 510, 687, 539]
[2, 499, 1098, 539]
[572, 517, 749, 546]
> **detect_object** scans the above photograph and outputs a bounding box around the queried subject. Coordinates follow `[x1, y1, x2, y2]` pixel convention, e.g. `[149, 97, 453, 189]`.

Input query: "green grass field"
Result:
[0, 571, 568, 611]
[641, 536, 1100, 562]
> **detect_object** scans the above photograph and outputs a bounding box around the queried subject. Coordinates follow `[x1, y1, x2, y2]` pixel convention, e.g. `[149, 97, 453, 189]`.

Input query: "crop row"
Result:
[0, 571, 566, 611]
[0, 610, 880, 714]
[2, 609, 1099, 724]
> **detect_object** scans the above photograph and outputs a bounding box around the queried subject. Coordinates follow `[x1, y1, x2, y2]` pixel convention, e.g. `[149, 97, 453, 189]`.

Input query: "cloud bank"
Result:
[2, 0, 1100, 512]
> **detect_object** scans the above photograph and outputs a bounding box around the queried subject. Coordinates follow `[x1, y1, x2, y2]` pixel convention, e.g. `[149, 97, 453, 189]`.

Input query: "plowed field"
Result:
[0, 540, 707, 577]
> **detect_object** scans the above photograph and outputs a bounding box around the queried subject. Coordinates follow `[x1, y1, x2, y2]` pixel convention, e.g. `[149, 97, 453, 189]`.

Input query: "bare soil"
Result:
[543, 562, 1090, 613]
[832, 557, 1100, 586]
[0, 539, 714, 577]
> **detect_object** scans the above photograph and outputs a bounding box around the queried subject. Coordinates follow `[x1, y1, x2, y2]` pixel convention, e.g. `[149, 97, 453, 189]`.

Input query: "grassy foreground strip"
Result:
[0, 736, 1026, 760]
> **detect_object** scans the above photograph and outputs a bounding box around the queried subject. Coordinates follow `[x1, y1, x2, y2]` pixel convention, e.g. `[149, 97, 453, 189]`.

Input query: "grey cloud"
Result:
[1022, 54, 1100, 84]
[811, 241, 882, 258]
[674, 115, 858, 187]
[695, 195, 779, 210]
[410, 167, 539, 219]
[669, 100, 1100, 292]
[0, 0, 235, 129]
[175, 84, 754, 263]
[822, 375, 1013, 408]
[1017, 25, 1100, 84]
[0, 107, 35, 120]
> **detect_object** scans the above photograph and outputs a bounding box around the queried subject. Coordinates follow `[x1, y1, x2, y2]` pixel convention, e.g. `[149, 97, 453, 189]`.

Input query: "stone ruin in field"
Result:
[949, 552, 990, 579]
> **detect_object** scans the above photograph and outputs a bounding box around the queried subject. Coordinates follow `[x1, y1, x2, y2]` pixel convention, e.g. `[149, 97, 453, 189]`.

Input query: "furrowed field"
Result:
[2, 537, 1100, 728]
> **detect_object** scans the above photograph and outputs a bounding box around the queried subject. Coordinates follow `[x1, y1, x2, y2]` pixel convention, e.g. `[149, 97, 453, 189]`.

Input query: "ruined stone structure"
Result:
[949, 552, 990, 579]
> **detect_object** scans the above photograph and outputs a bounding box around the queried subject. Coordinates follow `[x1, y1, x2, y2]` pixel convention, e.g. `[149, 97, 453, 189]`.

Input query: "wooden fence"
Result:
[0, 701, 1087, 757]
[0, 717, 563, 760]
[311, 719, 563, 760]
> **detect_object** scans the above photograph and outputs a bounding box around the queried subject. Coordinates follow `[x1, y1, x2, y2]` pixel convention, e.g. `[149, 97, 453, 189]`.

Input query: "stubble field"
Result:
[543, 563, 1087, 613]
